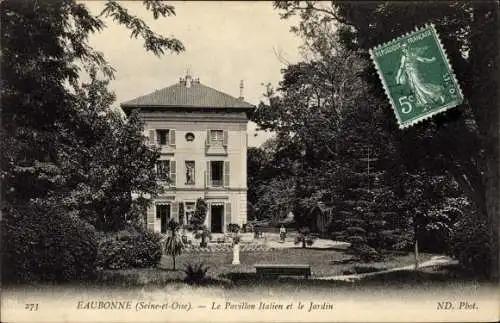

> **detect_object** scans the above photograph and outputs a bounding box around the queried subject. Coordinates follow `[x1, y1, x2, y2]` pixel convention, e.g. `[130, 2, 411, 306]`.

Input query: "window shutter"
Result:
[224, 161, 230, 187]
[206, 161, 211, 187]
[192, 162, 195, 183]
[169, 129, 176, 146]
[148, 130, 155, 146]
[170, 160, 176, 186]
[206, 129, 211, 146]
[223, 130, 228, 147]
[225, 202, 231, 228]
[207, 202, 211, 230]
[171, 202, 178, 222]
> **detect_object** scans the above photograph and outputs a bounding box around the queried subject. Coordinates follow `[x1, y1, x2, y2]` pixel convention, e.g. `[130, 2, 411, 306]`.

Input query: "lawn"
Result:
[96, 247, 436, 286]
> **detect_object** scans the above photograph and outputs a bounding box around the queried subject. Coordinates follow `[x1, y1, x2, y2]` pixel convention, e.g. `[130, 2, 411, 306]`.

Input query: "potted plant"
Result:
[194, 225, 211, 248]
[227, 223, 241, 245]
[164, 220, 184, 270]
[295, 227, 317, 248]
[181, 226, 188, 244]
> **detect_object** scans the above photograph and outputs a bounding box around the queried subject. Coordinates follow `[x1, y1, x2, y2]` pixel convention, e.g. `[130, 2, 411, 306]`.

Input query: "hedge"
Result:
[1, 205, 98, 283]
[96, 225, 162, 270]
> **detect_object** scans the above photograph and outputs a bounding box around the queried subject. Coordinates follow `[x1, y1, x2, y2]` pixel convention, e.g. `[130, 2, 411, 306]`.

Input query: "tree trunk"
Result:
[414, 239, 419, 270]
[470, 2, 499, 281]
[173, 256, 176, 271]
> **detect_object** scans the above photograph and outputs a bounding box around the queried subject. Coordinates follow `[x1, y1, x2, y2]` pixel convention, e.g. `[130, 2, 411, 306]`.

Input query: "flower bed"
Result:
[183, 243, 274, 253]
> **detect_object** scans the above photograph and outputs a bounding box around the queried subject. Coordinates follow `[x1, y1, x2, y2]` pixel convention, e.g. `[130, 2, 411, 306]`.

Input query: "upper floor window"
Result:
[210, 130, 224, 146]
[206, 129, 228, 148]
[156, 129, 169, 145]
[185, 132, 195, 142]
[210, 161, 224, 186]
[156, 160, 176, 186]
[156, 160, 170, 181]
[148, 129, 176, 146]
[207, 160, 229, 187]
[185, 161, 195, 185]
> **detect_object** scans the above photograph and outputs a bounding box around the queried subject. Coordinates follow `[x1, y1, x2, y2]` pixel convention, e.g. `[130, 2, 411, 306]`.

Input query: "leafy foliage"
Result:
[183, 262, 210, 285]
[194, 225, 212, 248]
[227, 223, 241, 244]
[294, 227, 317, 248]
[2, 204, 98, 283]
[1, 0, 183, 221]
[96, 225, 162, 270]
[164, 220, 184, 270]
[190, 198, 208, 228]
[451, 211, 493, 278]
[0, 0, 184, 281]
[273, 0, 498, 278]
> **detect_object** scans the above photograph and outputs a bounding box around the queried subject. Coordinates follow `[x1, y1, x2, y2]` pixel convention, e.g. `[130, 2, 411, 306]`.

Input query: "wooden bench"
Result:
[255, 264, 311, 279]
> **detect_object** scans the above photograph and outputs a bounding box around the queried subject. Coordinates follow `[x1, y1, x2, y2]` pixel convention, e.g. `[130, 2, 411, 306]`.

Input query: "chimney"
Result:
[185, 69, 192, 88]
[239, 80, 244, 100]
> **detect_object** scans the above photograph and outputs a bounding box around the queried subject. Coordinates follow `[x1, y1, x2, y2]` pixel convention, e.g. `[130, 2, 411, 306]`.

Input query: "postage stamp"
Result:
[369, 24, 464, 128]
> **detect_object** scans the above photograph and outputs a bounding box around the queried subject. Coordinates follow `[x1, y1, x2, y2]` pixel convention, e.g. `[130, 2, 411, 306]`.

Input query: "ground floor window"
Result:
[210, 204, 225, 233]
[156, 204, 170, 233]
[185, 202, 196, 224]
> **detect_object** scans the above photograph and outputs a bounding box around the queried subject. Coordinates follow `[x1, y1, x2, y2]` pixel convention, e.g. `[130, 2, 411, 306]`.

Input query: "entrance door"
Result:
[210, 205, 224, 233]
[156, 204, 170, 233]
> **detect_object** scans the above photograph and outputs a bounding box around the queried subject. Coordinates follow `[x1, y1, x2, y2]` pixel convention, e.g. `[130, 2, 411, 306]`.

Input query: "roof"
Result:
[120, 78, 255, 114]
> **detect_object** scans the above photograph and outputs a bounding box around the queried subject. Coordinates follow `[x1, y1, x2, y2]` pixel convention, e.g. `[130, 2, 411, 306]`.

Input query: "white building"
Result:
[121, 74, 254, 234]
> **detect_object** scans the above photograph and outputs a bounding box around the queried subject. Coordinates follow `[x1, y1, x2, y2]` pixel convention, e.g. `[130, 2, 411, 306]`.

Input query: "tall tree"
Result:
[1, 0, 184, 227]
[274, 0, 499, 279]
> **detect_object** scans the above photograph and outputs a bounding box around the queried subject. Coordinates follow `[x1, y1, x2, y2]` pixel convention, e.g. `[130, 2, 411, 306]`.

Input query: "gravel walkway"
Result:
[317, 255, 458, 281]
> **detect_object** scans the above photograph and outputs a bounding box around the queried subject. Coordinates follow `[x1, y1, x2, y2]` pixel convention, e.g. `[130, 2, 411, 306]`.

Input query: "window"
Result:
[156, 129, 169, 145]
[156, 160, 170, 182]
[185, 202, 195, 224]
[156, 204, 169, 219]
[185, 132, 195, 142]
[210, 161, 224, 186]
[210, 130, 224, 146]
[185, 161, 195, 185]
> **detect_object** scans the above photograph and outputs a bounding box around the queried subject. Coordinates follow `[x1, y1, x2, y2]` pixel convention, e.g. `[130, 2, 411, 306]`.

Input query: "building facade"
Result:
[121, 75, 254, 234]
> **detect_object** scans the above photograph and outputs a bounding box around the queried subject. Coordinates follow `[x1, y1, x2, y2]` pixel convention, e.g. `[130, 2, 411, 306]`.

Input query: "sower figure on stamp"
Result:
[395, 43, 445, 110]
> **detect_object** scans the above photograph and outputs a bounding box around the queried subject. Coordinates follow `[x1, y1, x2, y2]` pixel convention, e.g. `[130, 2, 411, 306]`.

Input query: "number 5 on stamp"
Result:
[369, 24, 464, 128]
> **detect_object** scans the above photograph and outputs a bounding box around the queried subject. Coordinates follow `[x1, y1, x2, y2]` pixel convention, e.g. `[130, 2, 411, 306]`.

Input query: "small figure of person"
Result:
[254, 225, 260, 239]
[279, 225, 286, 243]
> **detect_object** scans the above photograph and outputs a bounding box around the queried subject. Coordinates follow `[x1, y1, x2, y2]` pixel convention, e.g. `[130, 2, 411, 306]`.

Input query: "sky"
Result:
[86, 1, 303, 147]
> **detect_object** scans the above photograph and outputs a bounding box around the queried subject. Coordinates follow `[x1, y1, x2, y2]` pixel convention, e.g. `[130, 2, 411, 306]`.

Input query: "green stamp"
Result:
[369, 24, 464, 128]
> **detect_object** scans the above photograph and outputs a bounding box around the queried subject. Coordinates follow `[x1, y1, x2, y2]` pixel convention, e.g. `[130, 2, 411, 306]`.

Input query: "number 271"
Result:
[25, 304, 39, 311]
[398, 96, 413, 114]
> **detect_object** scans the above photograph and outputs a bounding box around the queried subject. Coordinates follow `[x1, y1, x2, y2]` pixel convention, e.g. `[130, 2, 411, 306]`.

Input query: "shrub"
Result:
[346, 243, 382, 262]
[190, 198, 207, 227]
[194, 225, 212, 247]
[1, 204, 98, 283]
[227, 223, 241, 244]
[183, 262, 210, 285]
[450, 215, 492, 278]
[164, 220, 183, 270]
[294, 227, 316, 248]
[96, 226, 162, 270]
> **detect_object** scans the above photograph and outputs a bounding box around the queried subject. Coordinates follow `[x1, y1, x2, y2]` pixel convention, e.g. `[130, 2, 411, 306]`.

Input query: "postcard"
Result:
[1, 1, 498, 322]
